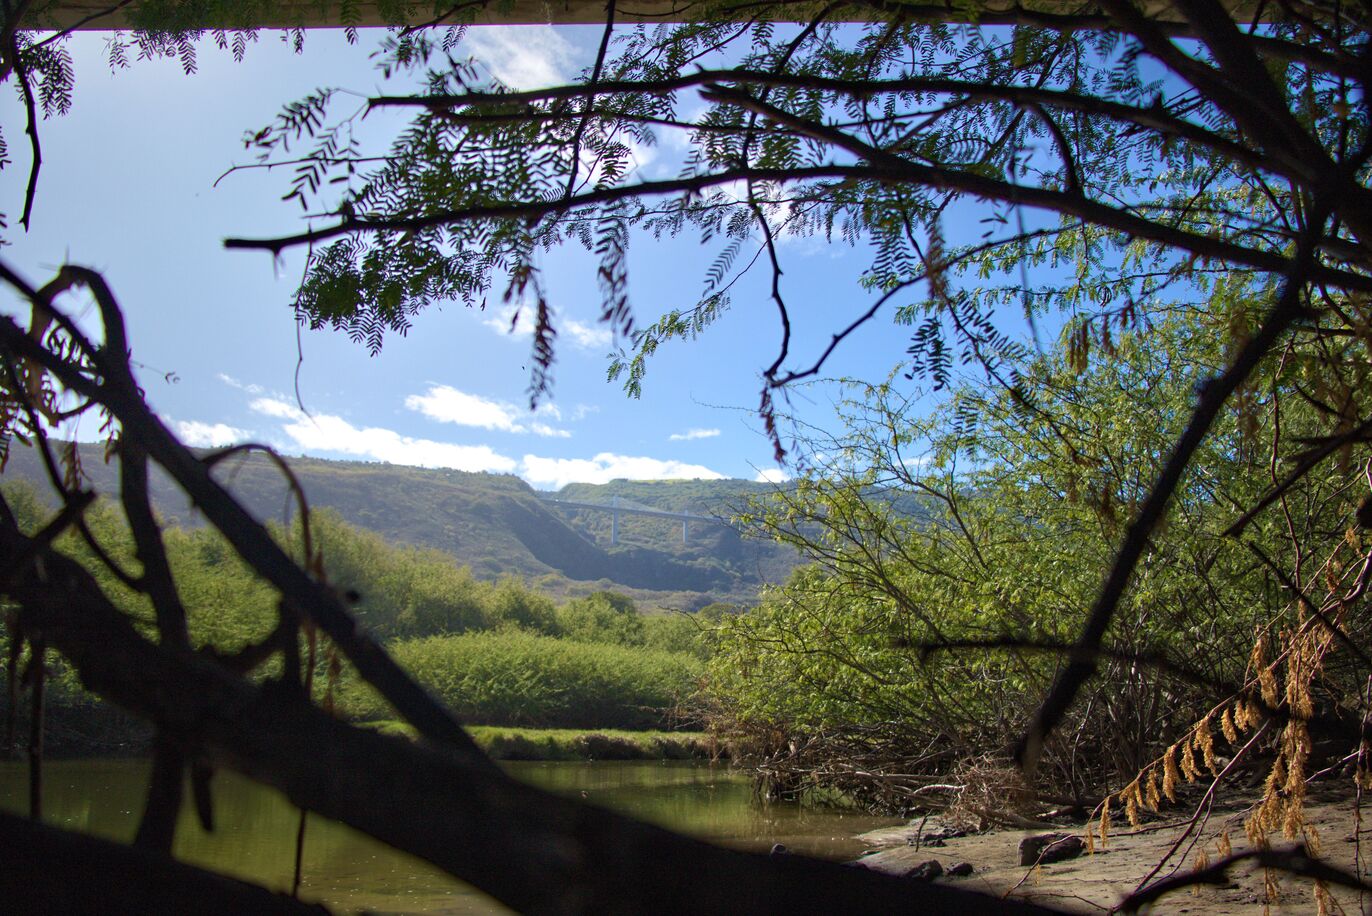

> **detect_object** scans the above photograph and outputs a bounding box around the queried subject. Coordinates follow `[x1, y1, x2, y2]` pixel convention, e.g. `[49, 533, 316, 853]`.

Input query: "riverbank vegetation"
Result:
[0, 490, 714, 754]
[370, 723, 717, 761]
[707, 280, 1372, 834]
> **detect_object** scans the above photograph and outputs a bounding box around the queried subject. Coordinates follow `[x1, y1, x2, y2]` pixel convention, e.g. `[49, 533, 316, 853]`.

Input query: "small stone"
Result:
[904, 859, 944, 880]
[770, 843, 788, 856]
[1018, 833, 1085, 866]
[946, 862, 974, 877]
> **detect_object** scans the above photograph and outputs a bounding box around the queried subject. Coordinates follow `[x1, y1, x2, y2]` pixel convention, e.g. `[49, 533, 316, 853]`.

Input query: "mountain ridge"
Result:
[1, 441, 800, 609]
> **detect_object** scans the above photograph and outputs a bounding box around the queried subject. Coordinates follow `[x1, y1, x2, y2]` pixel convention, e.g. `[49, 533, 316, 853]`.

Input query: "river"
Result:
[0, 759, 904, 913]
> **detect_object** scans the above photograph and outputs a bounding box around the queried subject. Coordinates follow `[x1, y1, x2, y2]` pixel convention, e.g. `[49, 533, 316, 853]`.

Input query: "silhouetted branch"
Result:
[0, 263, 495, 770]
[565, 0, 617, 199]
[371, 68, 1277, 175]
[8, 28, 41, 231]
[1224, 414, 1372, 538]
[224, 163, 1372, 295]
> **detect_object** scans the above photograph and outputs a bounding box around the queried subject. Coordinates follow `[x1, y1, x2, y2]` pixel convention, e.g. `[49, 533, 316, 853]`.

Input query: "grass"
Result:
[365, 721, 722, 761]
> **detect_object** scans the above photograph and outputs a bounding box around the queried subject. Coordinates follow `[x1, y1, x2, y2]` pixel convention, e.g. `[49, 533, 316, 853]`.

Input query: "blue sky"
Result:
[1, 25, 938, 490]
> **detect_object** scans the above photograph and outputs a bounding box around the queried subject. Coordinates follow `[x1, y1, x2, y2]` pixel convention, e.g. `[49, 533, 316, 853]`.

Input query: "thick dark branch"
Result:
[133, 740, 185, 854]
[1025, 102, 1081, 196]
[371, 68, 1282, 177]
[120, 441, 190, 649]
[8, 31, 41, 230]
[565, 0, 618, 199]
[846, 0, 1366, 77]
[0, 265, 496, 770]
[223, 165, 1372, 294]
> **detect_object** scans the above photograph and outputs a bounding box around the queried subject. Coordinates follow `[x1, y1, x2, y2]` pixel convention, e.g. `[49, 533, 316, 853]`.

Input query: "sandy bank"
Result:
[851, 785, 1372, 913]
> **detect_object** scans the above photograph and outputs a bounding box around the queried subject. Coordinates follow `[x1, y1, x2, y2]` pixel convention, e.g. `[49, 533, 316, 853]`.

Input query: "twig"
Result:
[564, 0, 617, 200]
[1119, 844, 1372, 912]
[8, 28, 41, 230]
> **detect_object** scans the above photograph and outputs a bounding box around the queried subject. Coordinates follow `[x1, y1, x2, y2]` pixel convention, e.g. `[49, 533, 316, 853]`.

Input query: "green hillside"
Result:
[1, 442, 799, 608]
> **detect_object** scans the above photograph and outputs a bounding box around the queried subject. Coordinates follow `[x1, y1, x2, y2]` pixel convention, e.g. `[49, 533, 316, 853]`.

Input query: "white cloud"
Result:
[754, 468, 792, 484]
[563, 318, 612, 350]
[483, 304, 611, 351]
[176, 420, 249, 448]
[463, 25, 574, 90]
[404, 384, 569, 437]
[249, 397, 517, 473]
[521, 452, 725, 490]
[669, 428, 721, 441]
[405, 386, 519, 432]
[250, 397, 301, 420]
[217, 373, 263, 395]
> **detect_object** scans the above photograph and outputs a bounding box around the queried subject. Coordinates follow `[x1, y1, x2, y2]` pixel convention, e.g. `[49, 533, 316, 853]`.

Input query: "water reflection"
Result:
[0, 759, 902, 913]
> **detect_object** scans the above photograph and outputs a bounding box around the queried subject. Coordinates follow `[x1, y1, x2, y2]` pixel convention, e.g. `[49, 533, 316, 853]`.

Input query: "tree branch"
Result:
[222, 164, 1372, 295]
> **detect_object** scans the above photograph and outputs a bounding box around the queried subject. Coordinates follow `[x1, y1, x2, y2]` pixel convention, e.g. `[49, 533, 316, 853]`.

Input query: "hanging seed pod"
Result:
[1163, 745, 1181, 803]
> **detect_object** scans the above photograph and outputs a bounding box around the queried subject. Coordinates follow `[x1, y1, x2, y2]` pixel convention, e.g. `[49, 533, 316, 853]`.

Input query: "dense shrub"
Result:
[342, 631, 701, 729]
[557, 591, 644, 646]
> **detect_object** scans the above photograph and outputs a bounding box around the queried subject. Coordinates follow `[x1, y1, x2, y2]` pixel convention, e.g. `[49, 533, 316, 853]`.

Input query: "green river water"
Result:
[0, 759, 903, 913]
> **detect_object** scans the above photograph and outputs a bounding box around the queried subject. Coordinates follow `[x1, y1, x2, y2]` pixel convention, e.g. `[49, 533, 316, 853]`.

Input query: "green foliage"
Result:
[305, 508, 496, 637]
[343, 631, 702, 730]
[213, 9, 1365, 429]
[558, 591, 644, 646]
[369, 720, 713, 759]
[710, 289, 1370, 791]
[488, 576, 561, 635]
[1, 486, 720, 739]
[466, 726, 714, 761]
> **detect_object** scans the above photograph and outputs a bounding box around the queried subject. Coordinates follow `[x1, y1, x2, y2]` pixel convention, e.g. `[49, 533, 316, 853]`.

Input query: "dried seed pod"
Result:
[1221, 706, 1240, 743]
[1163, 745, 1181, 803]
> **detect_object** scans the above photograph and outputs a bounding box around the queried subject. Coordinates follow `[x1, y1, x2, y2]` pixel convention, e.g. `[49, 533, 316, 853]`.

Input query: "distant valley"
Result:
[2, 441, 801, 610]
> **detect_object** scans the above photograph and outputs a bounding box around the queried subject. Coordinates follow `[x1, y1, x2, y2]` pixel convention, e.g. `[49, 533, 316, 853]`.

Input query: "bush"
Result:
[557, 591, 644, 646]
[343, 631, 701, 729]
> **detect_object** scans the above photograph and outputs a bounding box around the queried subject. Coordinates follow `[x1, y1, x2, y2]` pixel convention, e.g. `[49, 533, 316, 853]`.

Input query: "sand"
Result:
[850, 785, 1372, 913]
